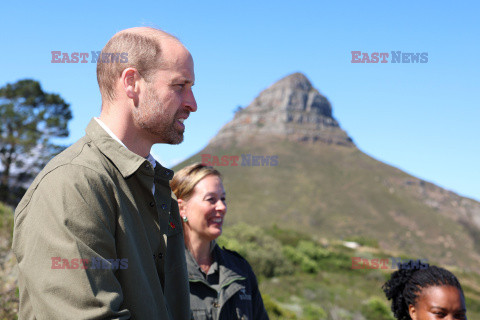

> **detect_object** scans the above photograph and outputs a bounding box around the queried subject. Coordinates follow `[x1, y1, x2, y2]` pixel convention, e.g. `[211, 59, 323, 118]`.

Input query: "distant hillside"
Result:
[217, 223, 480, 319]
[175, 73, 480, 271]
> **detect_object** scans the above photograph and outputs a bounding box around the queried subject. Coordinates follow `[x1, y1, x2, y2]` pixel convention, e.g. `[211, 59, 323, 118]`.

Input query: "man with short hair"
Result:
[12, 27, 197, 319]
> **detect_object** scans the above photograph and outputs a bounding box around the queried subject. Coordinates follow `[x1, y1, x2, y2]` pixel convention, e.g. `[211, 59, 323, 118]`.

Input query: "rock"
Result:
[208, 72, 354, 147]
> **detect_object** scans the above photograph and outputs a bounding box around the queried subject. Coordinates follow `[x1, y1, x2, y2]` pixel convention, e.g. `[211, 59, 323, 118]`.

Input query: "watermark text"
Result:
[201, 154, 278, 167]
[51, 51, 128, 63]
[351, 257, 428, 269]
[351, 51, 428, 63]
[51, 257, 128, 269]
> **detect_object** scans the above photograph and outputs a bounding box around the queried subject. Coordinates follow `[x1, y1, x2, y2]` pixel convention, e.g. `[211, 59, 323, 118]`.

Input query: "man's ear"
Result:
[121, 67, 141, 102]
[408, 304, 417, 320]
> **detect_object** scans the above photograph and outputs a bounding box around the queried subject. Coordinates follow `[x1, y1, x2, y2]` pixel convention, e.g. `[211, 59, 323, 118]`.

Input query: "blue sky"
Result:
[1, 1, 479, 201]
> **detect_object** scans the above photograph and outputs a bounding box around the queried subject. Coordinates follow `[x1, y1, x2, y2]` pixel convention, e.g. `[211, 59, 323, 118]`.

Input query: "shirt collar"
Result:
[85, 118, 174, 179]
[94, 117, 158, 169]
[146, 153, 157, 169]
[94, 117, 127, 148]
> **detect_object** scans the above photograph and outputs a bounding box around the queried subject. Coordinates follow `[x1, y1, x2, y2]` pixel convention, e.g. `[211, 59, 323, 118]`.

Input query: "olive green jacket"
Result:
[12, 119, 191, 319]
[187, 244, 269, 320]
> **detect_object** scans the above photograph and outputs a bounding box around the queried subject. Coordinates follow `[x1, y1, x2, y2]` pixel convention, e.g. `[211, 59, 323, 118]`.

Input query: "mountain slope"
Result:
[175, 73, 480, 271]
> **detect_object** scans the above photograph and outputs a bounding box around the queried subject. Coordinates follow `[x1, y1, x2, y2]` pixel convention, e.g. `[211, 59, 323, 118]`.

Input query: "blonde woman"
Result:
[171, 163, 269, 320]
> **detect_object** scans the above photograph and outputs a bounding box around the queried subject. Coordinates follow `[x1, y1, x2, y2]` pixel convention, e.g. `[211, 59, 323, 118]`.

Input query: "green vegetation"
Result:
[262, 294, 297, 319]
[0, 79, 72, 204]
[1, 204, 480, 319]
[218, 223, 294, 277]
[217, 224, 480, 319]
[361, 297, 395, 320]
[0, 202, 17, 319]
[174, 138, 480, 271]
[0, 202, 14, 245]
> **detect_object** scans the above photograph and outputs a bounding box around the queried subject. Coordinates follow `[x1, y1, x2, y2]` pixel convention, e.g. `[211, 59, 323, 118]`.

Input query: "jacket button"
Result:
[161, 203, 167, 210]
[213, 302, 220, 308]
[149, 202, 155, 207]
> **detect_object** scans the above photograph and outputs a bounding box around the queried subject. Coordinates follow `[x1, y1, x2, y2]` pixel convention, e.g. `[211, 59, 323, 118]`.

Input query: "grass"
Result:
[217, 223, 480, 319]
[0, 202, 14, 241]
[1, 195, 480, 319]
[174, 139, 480, 270]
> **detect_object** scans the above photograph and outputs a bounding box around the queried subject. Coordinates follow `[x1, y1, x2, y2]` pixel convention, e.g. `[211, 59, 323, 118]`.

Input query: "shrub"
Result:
[282, 240, 332, 274]
[262, 294, 297, 319]
[303, 304, 327, 320]
[266, 224, 313, 247]
[0, 202, 14, 244]
[300, 256, 319, 274]
[297, 241, 329, 261]
[282, 246, 303, 265]
[361, 297, 395, 320]
[217, 223, 294, 277]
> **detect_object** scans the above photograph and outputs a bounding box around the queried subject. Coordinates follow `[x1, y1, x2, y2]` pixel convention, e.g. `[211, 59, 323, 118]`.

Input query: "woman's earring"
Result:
[182, 216, 188, 222]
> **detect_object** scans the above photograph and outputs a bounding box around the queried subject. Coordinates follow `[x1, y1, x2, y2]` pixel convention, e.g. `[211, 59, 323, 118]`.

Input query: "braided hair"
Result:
[382, 262, 464, 320]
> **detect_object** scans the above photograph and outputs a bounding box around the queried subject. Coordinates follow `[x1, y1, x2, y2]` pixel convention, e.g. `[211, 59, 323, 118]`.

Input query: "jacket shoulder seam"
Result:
[15, 142, 115, 216]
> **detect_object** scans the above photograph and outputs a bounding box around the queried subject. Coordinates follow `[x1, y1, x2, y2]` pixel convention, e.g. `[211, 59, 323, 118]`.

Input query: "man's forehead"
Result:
[161, 41, 192, 65]
[154, 65, 195, 84]
[159, 47, 195, 82]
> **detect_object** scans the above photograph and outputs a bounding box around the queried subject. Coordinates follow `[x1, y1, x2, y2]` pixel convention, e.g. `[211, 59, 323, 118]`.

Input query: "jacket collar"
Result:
[85, 118, 174, 180]
[186, 242, 246, 286]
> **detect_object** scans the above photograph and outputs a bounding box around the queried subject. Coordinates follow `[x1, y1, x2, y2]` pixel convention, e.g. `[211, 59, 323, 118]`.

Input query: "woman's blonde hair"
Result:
[170, 163, 223, 201]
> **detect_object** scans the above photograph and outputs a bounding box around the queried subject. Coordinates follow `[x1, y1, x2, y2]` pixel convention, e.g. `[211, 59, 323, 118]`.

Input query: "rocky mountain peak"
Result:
[208, 72, 354, 147]
[270, 72, 313, 91]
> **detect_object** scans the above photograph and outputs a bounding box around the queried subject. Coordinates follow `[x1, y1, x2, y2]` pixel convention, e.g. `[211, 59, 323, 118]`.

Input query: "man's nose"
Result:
[184, 89, 197, 112]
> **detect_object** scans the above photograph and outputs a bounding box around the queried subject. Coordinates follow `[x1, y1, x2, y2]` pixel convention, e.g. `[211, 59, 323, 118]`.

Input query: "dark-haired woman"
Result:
[382, 263, 467, 320]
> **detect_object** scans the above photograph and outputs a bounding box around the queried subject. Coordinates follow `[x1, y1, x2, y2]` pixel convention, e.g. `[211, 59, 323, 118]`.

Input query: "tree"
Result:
[0, 79, 72, 204]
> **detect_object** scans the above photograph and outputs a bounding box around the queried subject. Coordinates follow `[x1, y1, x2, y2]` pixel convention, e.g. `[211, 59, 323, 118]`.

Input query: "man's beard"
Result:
[133, 87, 184, 145]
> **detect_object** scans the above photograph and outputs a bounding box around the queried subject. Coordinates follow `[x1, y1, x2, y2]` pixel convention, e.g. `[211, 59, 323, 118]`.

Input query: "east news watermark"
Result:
[201, 154, 278, 167]
[51, 257, 128, 270]
[51, 51, 128, 63]
[351, 257, 428, 269]
[351, 51, 428, 63]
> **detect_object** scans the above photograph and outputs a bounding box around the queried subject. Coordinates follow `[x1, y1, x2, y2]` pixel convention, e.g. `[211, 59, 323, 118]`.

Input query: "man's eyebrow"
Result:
[171, 77, 194, 85]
